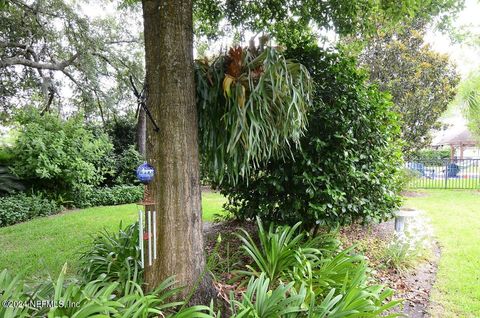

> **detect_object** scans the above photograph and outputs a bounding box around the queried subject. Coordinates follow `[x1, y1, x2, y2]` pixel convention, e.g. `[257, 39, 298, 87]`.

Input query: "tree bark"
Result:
[142, 0, 212, 303]
[136, 106, 146, 157]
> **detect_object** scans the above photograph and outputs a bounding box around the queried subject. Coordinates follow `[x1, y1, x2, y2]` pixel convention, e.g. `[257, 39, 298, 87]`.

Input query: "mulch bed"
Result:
[340, 221, 440, 318]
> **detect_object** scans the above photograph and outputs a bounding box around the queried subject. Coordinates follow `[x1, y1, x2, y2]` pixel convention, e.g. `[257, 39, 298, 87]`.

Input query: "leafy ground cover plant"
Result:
[229, 274, 306, 317]
[0, 192, 60, 227]
[234, 218, 323, 283]
[1, 218, 402, 317]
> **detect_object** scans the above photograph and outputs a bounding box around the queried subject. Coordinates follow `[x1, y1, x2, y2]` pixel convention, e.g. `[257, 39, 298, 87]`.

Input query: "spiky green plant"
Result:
[0, 269, 31, 318]
[195, 46, 312, 183]
[234, 218, 321, 284]
[78, 222, 142, 285]
[230, 274, 306, 318]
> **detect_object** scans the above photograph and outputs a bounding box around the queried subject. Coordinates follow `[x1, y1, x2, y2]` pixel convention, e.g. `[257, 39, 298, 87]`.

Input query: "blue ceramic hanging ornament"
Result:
[136, 162, 155, 184]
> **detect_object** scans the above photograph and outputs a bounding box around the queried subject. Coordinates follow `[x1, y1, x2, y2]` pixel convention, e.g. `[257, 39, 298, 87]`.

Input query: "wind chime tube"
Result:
[138, 210, 144, 268]
[148, 210, 152, 266]
[153, 211, 157, 260]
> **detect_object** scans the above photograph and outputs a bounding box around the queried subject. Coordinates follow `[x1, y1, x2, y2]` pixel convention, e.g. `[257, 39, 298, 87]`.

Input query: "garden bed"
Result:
[340, 220, 440, 318]
[204, 217, 440, 317]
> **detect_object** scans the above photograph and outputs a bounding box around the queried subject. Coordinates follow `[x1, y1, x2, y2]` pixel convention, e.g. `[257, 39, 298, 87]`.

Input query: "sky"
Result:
[423, 0, 480, 132]
[425, 0, 480, 78]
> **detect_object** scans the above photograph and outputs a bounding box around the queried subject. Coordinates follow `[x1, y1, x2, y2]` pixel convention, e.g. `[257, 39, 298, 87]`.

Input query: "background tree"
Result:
[359, 23, 459, 153]
[0, 0, 144, 123]
[452, 71, 480, 142]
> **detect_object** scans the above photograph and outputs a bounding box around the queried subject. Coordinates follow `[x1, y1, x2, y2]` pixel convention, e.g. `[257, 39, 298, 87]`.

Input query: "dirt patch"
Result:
[402, 190, 430, 198]
[201, 185, 216, 193]
[401, 243, 440, 318]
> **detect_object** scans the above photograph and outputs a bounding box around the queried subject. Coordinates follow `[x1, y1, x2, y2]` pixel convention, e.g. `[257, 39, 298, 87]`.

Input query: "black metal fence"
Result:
[405, 159, 480, 189]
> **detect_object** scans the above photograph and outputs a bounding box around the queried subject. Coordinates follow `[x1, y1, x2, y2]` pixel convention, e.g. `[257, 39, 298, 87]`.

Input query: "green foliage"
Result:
[112, 146, 144, 186]
[105, 116, 138, 155]
[0, 269, 31, 318]
[0, 192, 60, 227]
[454, 70, 480, 142]
[217, 45, 403, 228]
[0, 0, 144, 123]
[230, 220, 402, 317]
[0, 165, 24, 195]
[0, 148, 13, 164]
[74, 185, 144, 208]
[409, 149, 450, 165]
[193, 0, 458, 40]
[234, 218, 333, 283]
[11, 110, 115, 201]
[0, 263, 214, 318]
[79, 222, 142, 285]
[196, 46, 312, 183]
[230, 274, 306, 317]
[360, 24, 459, 153]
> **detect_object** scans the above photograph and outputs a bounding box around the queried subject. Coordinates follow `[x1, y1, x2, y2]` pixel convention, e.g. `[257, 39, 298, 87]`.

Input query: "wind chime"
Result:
[131, 74, 160, 269]
[136, 162, 157, 268]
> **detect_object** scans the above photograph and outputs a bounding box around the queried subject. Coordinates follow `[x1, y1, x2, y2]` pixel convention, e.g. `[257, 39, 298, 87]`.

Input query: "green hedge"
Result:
[0, 193, 61, 227]
[74, 185, 144, 208]
[409, 149, 450, 165]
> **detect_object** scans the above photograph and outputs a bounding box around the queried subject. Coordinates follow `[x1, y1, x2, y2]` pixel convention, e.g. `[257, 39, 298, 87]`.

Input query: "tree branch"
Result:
[0, 53, 80, 70]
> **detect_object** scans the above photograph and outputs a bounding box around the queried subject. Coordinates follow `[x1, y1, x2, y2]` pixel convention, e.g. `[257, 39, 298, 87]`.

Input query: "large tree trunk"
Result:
[142, 0, 212, 303]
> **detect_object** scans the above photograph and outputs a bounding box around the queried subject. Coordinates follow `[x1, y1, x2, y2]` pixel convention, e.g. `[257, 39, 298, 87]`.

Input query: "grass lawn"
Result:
[404, 189, 480, 318]
[0, 191, 226, 279]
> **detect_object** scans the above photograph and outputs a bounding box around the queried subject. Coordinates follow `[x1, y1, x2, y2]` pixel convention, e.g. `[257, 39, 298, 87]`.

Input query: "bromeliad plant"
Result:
[195, 45, 312, 183]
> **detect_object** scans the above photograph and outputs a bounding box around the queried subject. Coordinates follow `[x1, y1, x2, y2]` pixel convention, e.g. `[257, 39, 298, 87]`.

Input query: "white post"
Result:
[138, 210, 144, 268]
[153, 210, 157, 260]
[147, 210, 152, 266]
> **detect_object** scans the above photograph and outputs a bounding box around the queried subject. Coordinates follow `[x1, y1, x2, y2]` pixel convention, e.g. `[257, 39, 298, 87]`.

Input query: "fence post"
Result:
[444, 160, 448, 189]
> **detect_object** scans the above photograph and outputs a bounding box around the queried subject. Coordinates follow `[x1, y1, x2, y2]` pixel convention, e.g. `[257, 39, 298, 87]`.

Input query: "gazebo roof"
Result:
[432, 126, 477, 146]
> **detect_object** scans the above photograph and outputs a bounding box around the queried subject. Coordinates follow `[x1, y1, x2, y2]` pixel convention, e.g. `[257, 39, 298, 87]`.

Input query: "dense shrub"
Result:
[104, 115, 137, 154]
[74, 185, 143, 208]
[0, 193, 61, 227]
[10, 110, 115, 201]
[0, 165, 24, 195]
[216, 45, 403, 228]
[111, 145, 144, 186]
